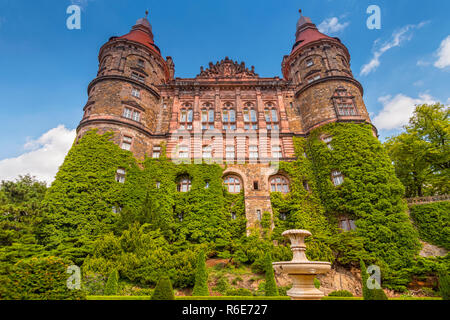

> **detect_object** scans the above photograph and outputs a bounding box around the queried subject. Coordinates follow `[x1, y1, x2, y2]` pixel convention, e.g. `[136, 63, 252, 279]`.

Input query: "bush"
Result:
[193, 251, 209, 296]
[328, 290, 353, 297]
[104, 269, 119, 295]
[82, 273, 106, 296]
[360, 260, 388, 300]
[0, 256, 85, 300]
[226, 288, 253, 296]
[151, 276, 175, 300]
[314, 278, 321, 289]
[264, 253, 278, 296]
[438, 271, 450, 300]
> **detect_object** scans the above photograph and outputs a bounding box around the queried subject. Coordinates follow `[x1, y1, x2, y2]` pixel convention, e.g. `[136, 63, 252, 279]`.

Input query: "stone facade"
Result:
[76, 12, 376, 230]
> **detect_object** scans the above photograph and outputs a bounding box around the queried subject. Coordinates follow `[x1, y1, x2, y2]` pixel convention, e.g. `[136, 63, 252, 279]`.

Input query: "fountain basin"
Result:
[272, 261, 331, 275]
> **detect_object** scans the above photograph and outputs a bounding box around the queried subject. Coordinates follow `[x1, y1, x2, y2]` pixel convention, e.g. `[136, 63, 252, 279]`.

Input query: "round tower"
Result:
[282, 11, 375, 135]
[77, 13, 171, 158]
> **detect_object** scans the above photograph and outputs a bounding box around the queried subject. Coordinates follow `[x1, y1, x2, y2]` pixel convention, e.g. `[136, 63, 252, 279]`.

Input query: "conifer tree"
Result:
[104, 269, 119, 296]
[360, 260, 387, 300]
[151, 275, 175, 300]
[193, 251, 209, 296]
[438, 270, 450, 300]
[264, 253, 278, 296]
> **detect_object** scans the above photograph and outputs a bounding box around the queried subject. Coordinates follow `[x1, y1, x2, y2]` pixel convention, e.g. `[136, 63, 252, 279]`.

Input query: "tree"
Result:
[385, 103, 449, 197]
[192, 251, 209, 296]
[151, 275, 175, 300]
[264, 252, 278, 296]
[104, 269, 119, 295]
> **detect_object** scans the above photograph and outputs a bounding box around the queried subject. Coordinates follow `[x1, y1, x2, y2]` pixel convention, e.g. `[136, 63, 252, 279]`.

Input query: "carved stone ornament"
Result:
[196, 57, 259, 79]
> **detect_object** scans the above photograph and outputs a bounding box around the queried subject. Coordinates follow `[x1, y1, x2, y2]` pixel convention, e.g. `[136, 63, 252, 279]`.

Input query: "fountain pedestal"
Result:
[273, 230, 331, 300]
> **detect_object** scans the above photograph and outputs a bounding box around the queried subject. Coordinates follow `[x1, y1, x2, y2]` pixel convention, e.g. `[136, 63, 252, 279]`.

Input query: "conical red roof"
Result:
[119, 16, 161, 56]
[291, 15, 334, 54]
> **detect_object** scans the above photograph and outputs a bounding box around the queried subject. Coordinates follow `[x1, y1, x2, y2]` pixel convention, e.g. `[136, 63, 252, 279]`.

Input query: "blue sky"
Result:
[0, 0, 449, 183]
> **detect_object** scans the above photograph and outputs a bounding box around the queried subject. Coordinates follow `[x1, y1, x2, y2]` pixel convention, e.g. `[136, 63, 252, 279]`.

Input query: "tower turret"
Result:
[283, 10, 374, 135]
[77, 13, 173, 159]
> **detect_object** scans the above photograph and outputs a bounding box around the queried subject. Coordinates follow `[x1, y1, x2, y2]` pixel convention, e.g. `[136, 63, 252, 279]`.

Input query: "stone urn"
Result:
[272, 230, 331, 300]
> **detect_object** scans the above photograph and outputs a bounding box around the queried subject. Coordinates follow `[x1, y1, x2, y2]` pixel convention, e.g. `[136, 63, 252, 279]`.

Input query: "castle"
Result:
[76, 11, 376, 230]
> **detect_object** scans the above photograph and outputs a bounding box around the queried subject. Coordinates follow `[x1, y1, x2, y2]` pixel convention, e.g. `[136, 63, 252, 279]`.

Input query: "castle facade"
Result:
[76, 12, 376, 230]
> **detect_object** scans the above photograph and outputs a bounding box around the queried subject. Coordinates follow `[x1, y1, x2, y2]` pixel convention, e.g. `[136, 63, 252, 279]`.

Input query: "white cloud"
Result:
[434, 35, 450, 69]
[318, 17, 349, 34]
[0, 126, 76, 185]
[373, 93, 436, 130]
[360, 21, 428, 76]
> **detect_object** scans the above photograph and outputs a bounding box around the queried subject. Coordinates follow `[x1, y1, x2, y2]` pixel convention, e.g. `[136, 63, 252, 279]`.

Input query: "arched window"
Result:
[265, 103, 279, 131]
[201, 103, 215, 130]
[222, 103, 236, 131]
[180, 104, 193, 130]
[224, 175, 241, 193]
[177, 176, 192, 192]
[270, 176, 289, 193]
[243, 103, 258, 130]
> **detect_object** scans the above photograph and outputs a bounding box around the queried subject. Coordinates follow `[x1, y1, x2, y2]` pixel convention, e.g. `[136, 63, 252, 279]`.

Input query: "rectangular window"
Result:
[116, 168, 126, 183]
[256, 210, 262, 221]
[249, 146, 259, 159]
[137, 59, 145, 68]
[202, 145, 212, 159]
[323, 136, 333, 150]
[153, 146, 161, 158]
[226, 146, 235, 160]
[337, 104, 357, 116]
[131, 88, 140, 98]
[121, 136, 132, 151]
[123, 108, 132, 119]
[332, 170, 344, 186]
[272, 145, 282, 158]
[132, 110, 141, 122]
[132, 72, 145, 82]
[306, 59, 314, 67]
[179, 146, 189, 158]
[243, 109, 250, 122]
[202, 110, 208, 123]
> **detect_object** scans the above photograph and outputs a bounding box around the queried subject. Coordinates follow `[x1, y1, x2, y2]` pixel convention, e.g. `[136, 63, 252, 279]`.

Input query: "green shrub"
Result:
[328, 290, 353, 297]
[438, 271, 450, 300]
[264, 253, 278, 296]
[82, 273, 106, 296]
[410, 202, 450, 249]
[213, 276, 229, 294]
[151, 276, 175, 300]
[226, 288, 253, 296]
[0, 256, 85, 300]
[193, 251, 209, 296]
[104, 269, 119, 295]
[361, 260, 388, 300]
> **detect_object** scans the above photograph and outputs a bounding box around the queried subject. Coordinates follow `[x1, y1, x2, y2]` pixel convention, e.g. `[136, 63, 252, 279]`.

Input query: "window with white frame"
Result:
[270, 176, 289, 193]
[202, 145, 212, 159]
[177, 176, 191, 192]
[116, 168, 126, 183]
[243, 104, 258, 130]
[121, 136, 132, 151]
[131, 88, 141, 98]
[306, 59, 314, 67]
[249, 146, 259, 159]
[224, 175, 241, 193]
[123, 107, 141, 122]
[152, 146, 161, 158]
[265, 104, 279, 130]
[226, 146, 235, 160]
[337, 103, 357, 116]
[180, 105, 193, 130]
[178, 145, 189, 158]
[201, 104, 215, 130]
[331, 170, 344, 186]
[272, 145, 282, 158]
[322, 136, 334, 150]
[131, 72, 145, 82]
[222, 103, 236, 130]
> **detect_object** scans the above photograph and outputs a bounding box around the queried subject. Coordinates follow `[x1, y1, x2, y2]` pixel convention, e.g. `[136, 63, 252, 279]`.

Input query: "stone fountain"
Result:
[273, 230, 331, 300]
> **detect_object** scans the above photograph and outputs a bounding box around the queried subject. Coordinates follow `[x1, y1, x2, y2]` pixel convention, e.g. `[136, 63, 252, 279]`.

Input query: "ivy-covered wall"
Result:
[410, 202, 450, 250]
[37, 125, 447, 292]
